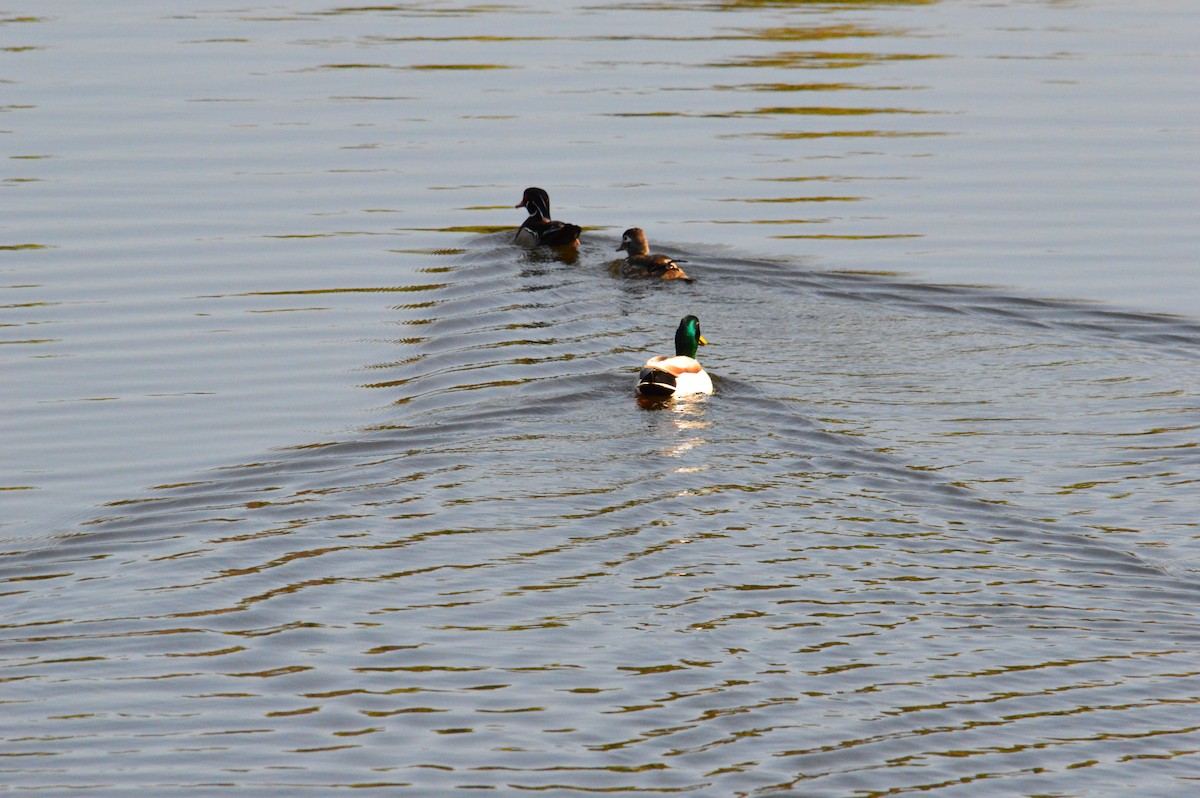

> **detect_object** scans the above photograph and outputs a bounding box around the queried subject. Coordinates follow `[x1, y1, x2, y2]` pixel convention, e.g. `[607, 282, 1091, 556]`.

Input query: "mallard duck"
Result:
[514, 187, 582, 247]
[617, 228, 690, 281]
[637, 315, 713, 398]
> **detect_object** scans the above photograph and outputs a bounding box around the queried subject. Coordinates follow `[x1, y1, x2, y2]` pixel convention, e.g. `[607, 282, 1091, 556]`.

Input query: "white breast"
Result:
[674, 369, 713, 396]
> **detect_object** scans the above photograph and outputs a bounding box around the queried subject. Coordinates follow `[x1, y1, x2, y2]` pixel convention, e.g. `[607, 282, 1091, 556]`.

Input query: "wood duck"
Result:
[617, 228, 690, 280]
[637, 315, 713, 398]
[514, 187, 582, 247]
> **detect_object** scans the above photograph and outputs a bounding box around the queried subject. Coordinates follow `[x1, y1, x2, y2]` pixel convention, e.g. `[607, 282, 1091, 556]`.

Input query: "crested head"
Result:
[674, 315, 707, 359]
[516, 187, 551, 219]
[617, 227, 649, 256]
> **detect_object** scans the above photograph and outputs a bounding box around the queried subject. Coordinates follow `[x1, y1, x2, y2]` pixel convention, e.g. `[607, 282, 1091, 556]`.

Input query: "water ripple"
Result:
[4, 234, 1200, 794]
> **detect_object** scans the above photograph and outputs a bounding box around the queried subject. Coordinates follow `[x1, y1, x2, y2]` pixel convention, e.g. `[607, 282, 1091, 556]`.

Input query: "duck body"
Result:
[516, 216, 583, 248]
[515, 187, 581, 247]
[637, 315, 713, 398]
[617, 228, 690, 281]
[638, 357, 714, 398]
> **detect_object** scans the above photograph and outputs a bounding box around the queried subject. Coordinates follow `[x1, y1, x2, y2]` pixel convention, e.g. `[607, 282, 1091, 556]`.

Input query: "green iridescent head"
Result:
[674, 315, 708, 359]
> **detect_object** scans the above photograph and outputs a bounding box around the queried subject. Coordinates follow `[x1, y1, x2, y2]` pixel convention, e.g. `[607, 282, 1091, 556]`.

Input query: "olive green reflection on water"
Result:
[729, 194, 863, 202]
[734, 24, 899, 41]
[317, 3, 514, 16]
[719, 81, 916, 91]
[729, 129, 944, 138]
[312, 62, 514, 70]
[710, 51, 940, 69]
[606, 106, 926, 118]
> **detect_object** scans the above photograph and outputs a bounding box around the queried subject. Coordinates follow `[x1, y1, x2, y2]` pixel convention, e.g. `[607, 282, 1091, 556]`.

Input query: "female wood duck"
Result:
[617, 228, 690, 281]
[514, 187, 582, 247]
[637, 315, 713, 398]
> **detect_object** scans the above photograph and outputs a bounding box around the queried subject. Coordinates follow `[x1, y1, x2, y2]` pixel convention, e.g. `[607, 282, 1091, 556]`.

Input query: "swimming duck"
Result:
[637, 315, 713, 398]
[514, 187, 582, 247]
[617, 228, 690, 281]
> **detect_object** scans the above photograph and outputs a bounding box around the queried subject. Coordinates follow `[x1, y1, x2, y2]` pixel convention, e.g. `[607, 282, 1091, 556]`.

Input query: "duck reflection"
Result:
[639, 390, 712, 461]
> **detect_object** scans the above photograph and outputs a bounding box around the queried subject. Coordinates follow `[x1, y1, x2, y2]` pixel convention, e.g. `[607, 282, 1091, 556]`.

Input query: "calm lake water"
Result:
[3, 1, 1199, 795]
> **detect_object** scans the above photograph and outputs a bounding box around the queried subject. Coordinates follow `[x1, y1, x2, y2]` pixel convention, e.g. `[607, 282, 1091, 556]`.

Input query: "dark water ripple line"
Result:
[713, 257, 1200, 358]
[4, 397, 1177, 616]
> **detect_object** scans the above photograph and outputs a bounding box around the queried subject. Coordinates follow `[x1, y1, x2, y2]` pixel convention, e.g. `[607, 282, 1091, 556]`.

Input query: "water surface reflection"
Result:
[3, 0, 1200, 794]
[5, 234, 1199, 794]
